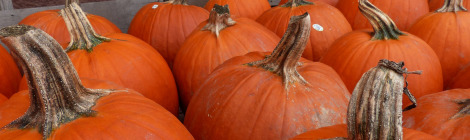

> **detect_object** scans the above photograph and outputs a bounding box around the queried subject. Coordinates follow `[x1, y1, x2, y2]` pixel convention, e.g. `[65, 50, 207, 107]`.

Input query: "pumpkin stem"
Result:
[169, 0, 188, 5]
[246, 13, 311, 89]
[436, 0, 468, 12]
[0, 25, 115, 139]
[65, 0, 80, 7]
[450, 99, 470, 119]
[63, 2, 110, 52]
[347, 59, 421, 140]
[359, 0, 405, 40]
[201, 4, 236, 37]
[281, 0, 314, 7]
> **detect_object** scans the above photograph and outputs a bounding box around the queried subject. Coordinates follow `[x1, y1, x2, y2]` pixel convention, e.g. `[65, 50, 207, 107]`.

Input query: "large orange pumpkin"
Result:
[278, 0, 339, 6]
[408, 0, 470, 88]
[173, 5, 279, 109]
[128, 0, 209, 67]
[336, 0, 428, 30]
[429, 0, 470, 11]
[0, 45, 21, 98]
[0, 25, 193, 140]
[18, 3, 179, 115]
[403, 89, 470, 139]
[204, 0, 270, 20]
[448, 64, 470, 89]
[184, 13, 350, 140]
[321, 0, 443, 107]
[257, 0, 351, 61]
[0, 94, 6, 105]
[19, 0, 120, 47]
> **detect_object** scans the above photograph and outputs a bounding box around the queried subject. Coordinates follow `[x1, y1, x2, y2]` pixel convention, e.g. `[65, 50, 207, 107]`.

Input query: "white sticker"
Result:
[312, 24, 324, 31]
[152, 5, 159, 9]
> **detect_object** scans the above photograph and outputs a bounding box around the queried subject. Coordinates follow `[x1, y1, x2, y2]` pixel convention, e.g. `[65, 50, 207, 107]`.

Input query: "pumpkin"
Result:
[403, 89, 470, 139]
[408, 0, 470, 88]
[429, 0, 470, 11]
[0, 25, 193, 140]
[449, 64, 470, 89]
[0, 94, 6, 104]
[173, 5, 279, 109]
[128, 0, 209, 67]
[184, 13, 350, 140]
[293, 60, 441, 140]
[320, 0, 443, 107]
[18, 3, 179, 115]
[278, 0, 339, 6]
[0, 45, 21, 98]
[256, 0, 351, 61]
[336, 0, 428, 30]
[204, 0, 270, 20]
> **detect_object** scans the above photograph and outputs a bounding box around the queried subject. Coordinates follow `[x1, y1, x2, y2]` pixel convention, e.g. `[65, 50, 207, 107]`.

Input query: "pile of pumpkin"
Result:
[0, 0, 468, 139]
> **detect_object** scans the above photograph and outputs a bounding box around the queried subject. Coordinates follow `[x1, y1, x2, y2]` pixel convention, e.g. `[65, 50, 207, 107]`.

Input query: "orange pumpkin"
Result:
[257, 0, 351, 61]
[184, 13, 350, 140]
[429, 0, 470, 11]
[408, 0, 470, 88]
[0, 45, 21, 98]
[173, 5, 279, 109]
[0, 24, 193, 140]
[0, 94, 6, 105]
[403, 89, 470, 139]
[449, 64, 470, 89]
[278, 0, 339, 6]
[336, 0, 428, 30]
[128, 0, 209, 67]
[18, 3, 179, 115]
[320, 0, 443, 107]
[204, 0, 270, 20]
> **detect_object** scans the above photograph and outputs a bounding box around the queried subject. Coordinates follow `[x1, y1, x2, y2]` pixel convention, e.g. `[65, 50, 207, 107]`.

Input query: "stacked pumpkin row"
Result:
[0, 0, 467, 139]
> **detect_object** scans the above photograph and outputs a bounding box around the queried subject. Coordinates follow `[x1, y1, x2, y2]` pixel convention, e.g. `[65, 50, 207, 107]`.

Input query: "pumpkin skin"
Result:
[204, 0, 271, 20]
[128, 1, 209, 67]
[429, 0, 470, 11]
[0, 94, 6, 105]
[336, 0, 429, 30]
[449, 64, 470, 89]
[256, 0, 351, 61]
[173, 17, 279, 109]
[403, 89, 470, 139]
[19, 10, 121, 47]
[0, 46, 21, 98]
[184, 52, 350, 140]
[278, 0, 339, 6]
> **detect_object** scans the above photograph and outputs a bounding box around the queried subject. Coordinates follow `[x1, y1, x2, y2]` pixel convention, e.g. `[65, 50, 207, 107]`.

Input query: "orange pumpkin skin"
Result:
[184, 52, 350, 140]
[0, 78, 194, 140]
[204, 0, 271, 20]
[256, 1, 351, 61]
[173, 18, 279, 109]
[320, 30, 443, 107]
[408, 12, 470, 88]
[128, 2, 209, 67]
[279, 0, 339, 6]
[0, 46, 21, 98]
[403, 89, 470, 139]
[292, 124, 442, 139]
[19, 10, 121, 47]
[0, 94, 6, 105]
[449, 64, 470, 89]
[336, 0, 428, 30]
[429, 0, 470, 11]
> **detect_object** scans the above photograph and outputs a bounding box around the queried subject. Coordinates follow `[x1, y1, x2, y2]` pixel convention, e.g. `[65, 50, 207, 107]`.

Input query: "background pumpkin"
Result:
[278, 0, 339, 6]
[448, 64, 470, 89]
[184, 13, 350, 140]
[429, 0, 470, 11]
[128, 0, 209, 67]
[257, 0, 351, 61]
[173, 5, 279, 109]
[204, 0, 270, 20]
[0, 45, 21, 98]
[0, 94, 6, 105]
[321, 0, 443, 107]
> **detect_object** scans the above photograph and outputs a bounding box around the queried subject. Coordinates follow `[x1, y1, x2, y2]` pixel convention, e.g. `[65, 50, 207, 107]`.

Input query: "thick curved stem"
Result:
[281, 0, 314, 7]
[65, 0, 80, 7]
[63, 3, 110, 52]
[246, 13, 311, 89]
[169, 0, 188, 5]
[0, 25, 115, 139]
[450, 99, 470, 119]
[359, 0, 404, 40]
[436, 0, 467, 12]
[201, 4, 236, 37]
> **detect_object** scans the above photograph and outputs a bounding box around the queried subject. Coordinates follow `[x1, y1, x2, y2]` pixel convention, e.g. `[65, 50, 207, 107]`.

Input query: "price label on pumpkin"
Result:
[152, 5, 159, 9]
[312, 24, 323, 31]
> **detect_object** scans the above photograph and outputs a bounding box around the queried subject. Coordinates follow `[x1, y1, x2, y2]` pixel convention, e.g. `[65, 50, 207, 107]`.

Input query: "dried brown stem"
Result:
[436, 0, 467, 12]
[169, 0, 188, 5]
[0, 25, 115, 139]
[450, 99, 470, 119]
[281, 0, 314, 7]
[201, 4, 236, 37]
[65, 0, 80, 7]
[359, 0, 404, 40]
[246, 13, 311, 89]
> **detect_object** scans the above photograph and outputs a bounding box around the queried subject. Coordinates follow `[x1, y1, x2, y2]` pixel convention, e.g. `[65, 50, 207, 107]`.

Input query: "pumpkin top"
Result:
[436, 0, 468, 12]
[0, 24, 116, 139]
[281, 0, 314, 7]
[246, 13, 311, 89]
[359, 0, 404, 40]
[201, 4, 236, 36]
[451, 99, 470, 119]
[168, 0, 189, 5]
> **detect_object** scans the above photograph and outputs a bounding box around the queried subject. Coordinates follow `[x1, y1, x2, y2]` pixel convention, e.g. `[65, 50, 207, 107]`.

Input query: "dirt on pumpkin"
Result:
[13, 0, 111, 9]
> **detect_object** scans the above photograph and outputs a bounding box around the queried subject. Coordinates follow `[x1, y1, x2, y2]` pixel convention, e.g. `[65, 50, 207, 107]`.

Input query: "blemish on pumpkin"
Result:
[152, 5, 158, 9]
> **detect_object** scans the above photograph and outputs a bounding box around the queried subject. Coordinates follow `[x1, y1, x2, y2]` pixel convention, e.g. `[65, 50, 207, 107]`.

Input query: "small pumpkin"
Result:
[278, 0, 339, 6]
[0, 25, 193, 140]
[429, 0, 470, 11]
[204, 0, 270, 20]
[128, 0, 209, 67]
[257, 0, 351, 61]
[184, 13, 350, 140]
[0, 45, 21, 98]
[320, 0, 443, 107]
[173, 4, 279, 109]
